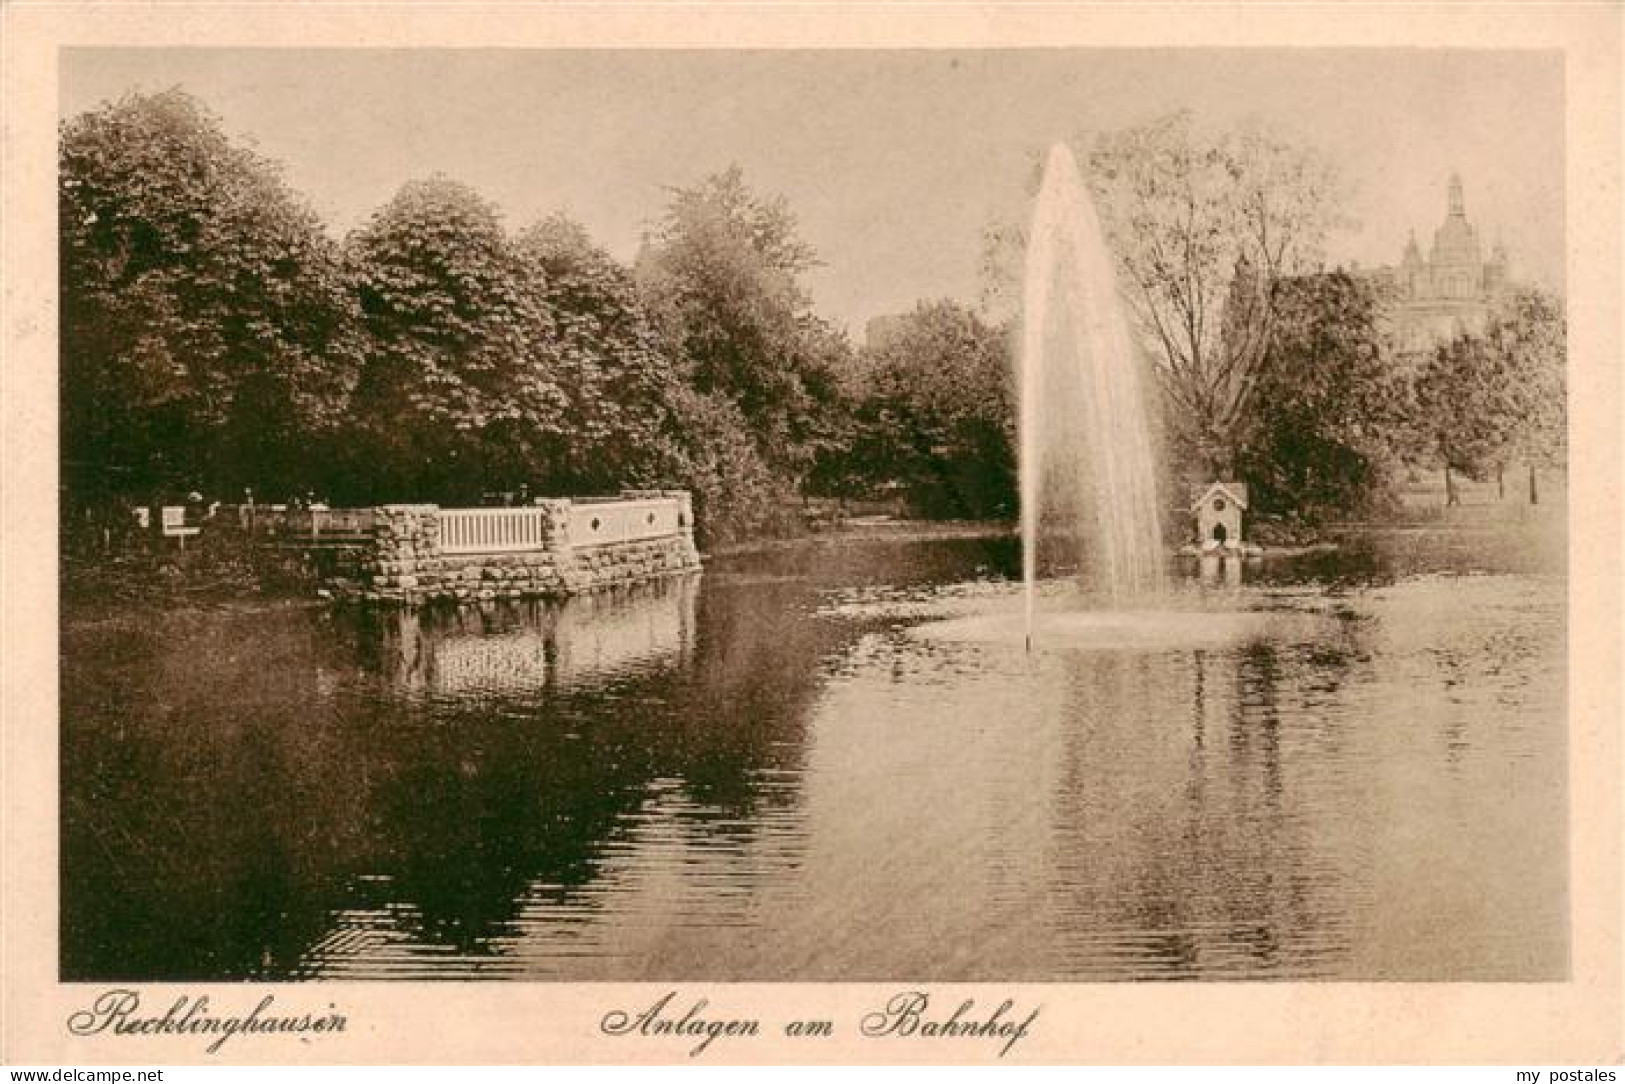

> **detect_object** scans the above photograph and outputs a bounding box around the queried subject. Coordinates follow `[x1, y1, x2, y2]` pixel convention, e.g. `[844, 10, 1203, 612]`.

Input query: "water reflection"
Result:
[301, 573, 838, 978]
[770, 613, 1375, 979]
[1196, 552, 1246, 588]
[375, 576, 699, 698]
[1043, 641, 1357, 979]
[60, 534, 1566, 981]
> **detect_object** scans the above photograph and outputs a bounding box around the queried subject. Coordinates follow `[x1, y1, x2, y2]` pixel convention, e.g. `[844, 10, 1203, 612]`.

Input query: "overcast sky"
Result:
[61, 48, 1565, 335]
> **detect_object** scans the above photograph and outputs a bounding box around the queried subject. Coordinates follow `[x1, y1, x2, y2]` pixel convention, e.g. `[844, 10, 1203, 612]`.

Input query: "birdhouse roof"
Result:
[1189, 481, 1249, 512]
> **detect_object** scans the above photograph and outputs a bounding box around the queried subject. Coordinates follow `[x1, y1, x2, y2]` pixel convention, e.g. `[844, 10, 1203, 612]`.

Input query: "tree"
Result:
[975, 218, 1027, 330]
[1486, 287, 1566, 503]
[850, 300, 1016, 519]
[343, 176, 566, 502]
[1411, 288, 1567, 507]
[1412, 329, 1523, 507]
[1235, 272, 1409, 520]
[1082, 112, 1345, 475]
[635, 166, 847, 486]
[660, 386, 798, 547]
[514, 214, 685, 493]
[60, 89, 364, 503]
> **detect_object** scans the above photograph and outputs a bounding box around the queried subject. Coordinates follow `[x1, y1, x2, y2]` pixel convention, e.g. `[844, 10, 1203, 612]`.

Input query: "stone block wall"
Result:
[345, 493, 700, 605]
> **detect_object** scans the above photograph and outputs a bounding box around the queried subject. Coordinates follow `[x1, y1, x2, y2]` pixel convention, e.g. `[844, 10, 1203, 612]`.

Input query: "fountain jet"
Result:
[1020, 144, 1165, 644]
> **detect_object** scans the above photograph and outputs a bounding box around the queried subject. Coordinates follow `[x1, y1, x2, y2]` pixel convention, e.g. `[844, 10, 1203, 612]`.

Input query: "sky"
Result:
[61, 48, 1565, 337]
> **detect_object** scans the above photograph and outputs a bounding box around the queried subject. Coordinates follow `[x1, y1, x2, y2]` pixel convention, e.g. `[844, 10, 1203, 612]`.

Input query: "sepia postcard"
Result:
[2, 1, 1621, 1067]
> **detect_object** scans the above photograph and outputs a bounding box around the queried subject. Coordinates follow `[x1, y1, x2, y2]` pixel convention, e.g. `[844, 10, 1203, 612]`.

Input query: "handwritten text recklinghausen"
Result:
[66, 989, 347, 1055]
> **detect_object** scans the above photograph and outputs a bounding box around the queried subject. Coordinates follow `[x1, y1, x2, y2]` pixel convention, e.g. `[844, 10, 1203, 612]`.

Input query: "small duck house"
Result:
[1191, 481, 1248, 548]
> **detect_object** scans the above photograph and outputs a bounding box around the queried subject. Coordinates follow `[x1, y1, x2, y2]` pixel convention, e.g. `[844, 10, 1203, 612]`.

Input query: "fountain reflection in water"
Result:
[1021, 143, 1164, 640]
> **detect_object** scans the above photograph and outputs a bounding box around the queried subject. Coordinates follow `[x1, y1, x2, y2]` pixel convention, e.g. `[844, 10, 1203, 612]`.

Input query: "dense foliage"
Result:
[836, 301, 1016, 518]
[59, 94, 841, 542]
[1234, 272, 1409, 520]
[1491, 288, 1568, 504]
[1412, 286, 1567, 504]
[61, 90, 365, 502]
[515, 215, 684, 494]
[61, 90, 1566, 550]
[341, 176, 564, 502]
[635, 167, 851, 486]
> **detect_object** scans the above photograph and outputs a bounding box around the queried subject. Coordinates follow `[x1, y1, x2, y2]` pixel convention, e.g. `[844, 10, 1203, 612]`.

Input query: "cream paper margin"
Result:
[1, 2, 1619, 1067]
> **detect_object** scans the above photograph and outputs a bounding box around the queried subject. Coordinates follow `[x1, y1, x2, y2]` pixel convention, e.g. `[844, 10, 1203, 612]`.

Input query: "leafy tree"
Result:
[851, 300, 1016, 519]
[60, 89, 364, 503]
[975, 218, 1026, 329]
[1082, 113, 1345, 475]
[1235, 272, 1409, 519]
[1411, 287, 1567, 506]
[660, 386, 799, 547]
[1412, 329, 1524, 507]
[635, 166, 847, 485]
[1486, 287, 1566, 503]
[342, 176, 566, 502]
[515, 214, 685, 493]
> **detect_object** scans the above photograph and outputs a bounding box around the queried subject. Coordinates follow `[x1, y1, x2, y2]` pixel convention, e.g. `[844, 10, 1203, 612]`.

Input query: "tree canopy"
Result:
[1235, 272, 1409, 519]
[514, 214, 684, 494]
[1487, 287, 1567, 473]
[1083, 112, 1345, 475]
[60, 89, 1564, 545]
[60, 89, 365, 501]
[635, 166, 849, 485]
[1411, 285, 1566, 504]
[845, 300, 1016, 518]
[340, 175, 570, 502]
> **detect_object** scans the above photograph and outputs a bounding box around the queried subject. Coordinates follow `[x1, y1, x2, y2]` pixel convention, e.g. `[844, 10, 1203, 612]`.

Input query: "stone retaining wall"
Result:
[339, 492, 700, 605]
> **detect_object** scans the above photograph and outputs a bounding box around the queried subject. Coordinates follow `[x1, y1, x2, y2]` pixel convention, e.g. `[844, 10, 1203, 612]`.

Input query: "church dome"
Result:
[1382, 173, 1507, 349]
[1429, 173, 1483, 269]
[1425, 173, 1483, 299]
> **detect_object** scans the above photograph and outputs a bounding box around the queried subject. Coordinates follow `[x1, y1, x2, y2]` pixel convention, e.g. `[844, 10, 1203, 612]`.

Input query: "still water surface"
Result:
[61, 530, 1566, 981]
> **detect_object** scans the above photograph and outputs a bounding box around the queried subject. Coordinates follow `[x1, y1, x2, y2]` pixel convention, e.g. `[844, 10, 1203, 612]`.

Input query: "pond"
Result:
[60, 526, 1566, 981]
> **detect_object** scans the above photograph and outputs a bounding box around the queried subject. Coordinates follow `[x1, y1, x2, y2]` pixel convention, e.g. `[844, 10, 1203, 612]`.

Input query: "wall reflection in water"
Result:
[378, 575, 699, 699]
[302, 571, 850, 979]
[62, 568, 856, 980]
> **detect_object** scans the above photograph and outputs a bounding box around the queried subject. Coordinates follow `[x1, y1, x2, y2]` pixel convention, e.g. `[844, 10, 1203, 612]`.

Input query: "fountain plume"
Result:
[1021, 143, 1165, 642]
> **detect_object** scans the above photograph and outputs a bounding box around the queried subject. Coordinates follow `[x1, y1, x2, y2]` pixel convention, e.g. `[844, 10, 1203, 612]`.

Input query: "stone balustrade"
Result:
[342, 492, 699, 605]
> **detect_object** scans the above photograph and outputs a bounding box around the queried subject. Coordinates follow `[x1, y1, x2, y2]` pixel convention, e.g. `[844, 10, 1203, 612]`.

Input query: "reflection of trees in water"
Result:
[62, 567, 865, 979]
[1250, 538, 1393, 589]
[312, 571, 863, 970]
[61, 606, 381, 980]
[1247, 526, 1564, 590]
[1045, 628, 1368, 979]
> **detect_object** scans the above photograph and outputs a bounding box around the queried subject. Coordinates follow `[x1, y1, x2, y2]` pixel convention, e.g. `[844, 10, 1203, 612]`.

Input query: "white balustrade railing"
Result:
[432, 498, 686, 556]
[567, 498, 683, 547]
[437, 507, 552, 555]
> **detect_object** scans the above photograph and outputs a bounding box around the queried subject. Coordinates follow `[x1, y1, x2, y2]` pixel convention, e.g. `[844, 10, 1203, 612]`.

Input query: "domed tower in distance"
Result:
[1369, 173, 1512, 355]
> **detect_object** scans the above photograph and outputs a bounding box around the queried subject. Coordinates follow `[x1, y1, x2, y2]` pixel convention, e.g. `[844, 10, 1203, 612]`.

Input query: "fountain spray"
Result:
[1020, 143, 1164, 648]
